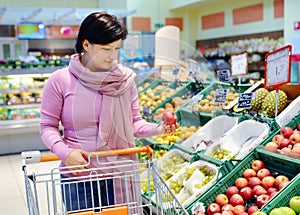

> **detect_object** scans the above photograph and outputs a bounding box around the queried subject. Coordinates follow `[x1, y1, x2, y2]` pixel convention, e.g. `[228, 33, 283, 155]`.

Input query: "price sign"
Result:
[264, 45, 292, 88]
[231, 52, 248, 76]
[189, 94, 204, 106]
[142, 106, 152, 117]
[214, 89, 229, 104]
[237, 92, 255, 109]
[216, 69, 230, 82]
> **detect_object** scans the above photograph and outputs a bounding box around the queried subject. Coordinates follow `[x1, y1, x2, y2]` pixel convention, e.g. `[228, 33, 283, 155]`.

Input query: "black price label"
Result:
[214, 89, 229, 104]
[142, 106, 152, 117]
[237, 92, 254, 109]
[216, 69, 230, 82]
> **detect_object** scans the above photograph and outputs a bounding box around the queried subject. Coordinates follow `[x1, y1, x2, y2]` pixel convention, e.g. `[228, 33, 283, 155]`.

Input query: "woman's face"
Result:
[82, 39, 122, 72]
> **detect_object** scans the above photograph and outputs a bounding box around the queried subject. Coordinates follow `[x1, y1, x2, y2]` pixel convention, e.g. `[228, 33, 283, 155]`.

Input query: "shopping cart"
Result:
[21, 145, 189, 215]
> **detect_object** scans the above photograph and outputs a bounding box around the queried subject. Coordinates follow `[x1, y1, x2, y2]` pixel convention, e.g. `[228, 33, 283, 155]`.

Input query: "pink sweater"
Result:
[40, 65, 159, 163]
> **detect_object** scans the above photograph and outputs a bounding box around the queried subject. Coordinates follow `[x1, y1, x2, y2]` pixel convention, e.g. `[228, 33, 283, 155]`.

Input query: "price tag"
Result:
[237, 92, 255, 109]
[189, 94, 204, 106]
[265, 45, 292, 88]
[142, 106, 152, 117]
[216, 69, 230, 82]
[173, 66, 180, 75]
[214, 89, 229, 104]
[231, 52, 248, 76]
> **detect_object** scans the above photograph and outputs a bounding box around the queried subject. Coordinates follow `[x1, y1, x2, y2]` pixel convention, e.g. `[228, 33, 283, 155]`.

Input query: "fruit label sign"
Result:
[237, 92, 255, 109]
[231, 52, 248, 76]
[189, 94, 204, 106]
[214, 89, 229, 104]
[217, 69, 230, 82]
[142, 106, 152, 117]
[264, 45, 292, 88]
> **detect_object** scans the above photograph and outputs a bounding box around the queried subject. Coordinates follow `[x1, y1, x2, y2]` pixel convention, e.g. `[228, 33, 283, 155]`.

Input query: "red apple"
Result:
[297, 124, 300, 131]
[226, 186, 239, 198]
[261, 176, 275, 189]
[248, 177, 262, 188]
[222, 204, 234, 212]
[196, 212, 206, 215]
[293, 130, 300, 134]
[272, 134, 285, 144]
[235, 177, 248, 189]
[207, 203, 221, 215]
[257, 168, 271, 180]
[248, 205, 259, 215]
[281, 147, 292, 156]
[243, 168, 256, 180]
[278, 138, 292, 149]
[216, 193, 229, 207]
[290, 133, 300, 144]
[293, 143, 300, 149]
[239, 186, 253, 200]
[292, 146, 300, 154]
[256, 194, 270, 208]
[275, 175, 289, 188]
[280, 126, 294, 138]
[162, 110, 178, 127]
[267, 187, 278, 196]
[251, 160, 265, 171]
[270, 191, 278, 198]
[233, 205, 246, 215]
[278, 180, 290, 190]
[222, 211, 234, 215]
[252, 185, 267, 196]
[264, 141, 278, 152]
[230, 194, 244, 206]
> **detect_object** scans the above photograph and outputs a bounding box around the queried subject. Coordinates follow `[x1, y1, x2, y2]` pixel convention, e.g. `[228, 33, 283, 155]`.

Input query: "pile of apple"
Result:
[198, 159, 291, 215]
[264, 124, 300, 159]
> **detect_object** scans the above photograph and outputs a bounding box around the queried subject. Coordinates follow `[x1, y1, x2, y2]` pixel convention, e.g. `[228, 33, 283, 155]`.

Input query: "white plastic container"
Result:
[180, 115, 238, 152]
[204, 119, 269, 160]
[276, 95, 300, 127]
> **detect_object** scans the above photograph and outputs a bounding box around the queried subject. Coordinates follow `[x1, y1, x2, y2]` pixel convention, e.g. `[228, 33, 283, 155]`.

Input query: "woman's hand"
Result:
[64, 149, 89, 175]
[156, 121, 179, 135]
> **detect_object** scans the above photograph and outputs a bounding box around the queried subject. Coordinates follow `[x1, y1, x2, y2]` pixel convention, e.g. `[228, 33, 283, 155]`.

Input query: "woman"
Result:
[39, 12, 178, 213]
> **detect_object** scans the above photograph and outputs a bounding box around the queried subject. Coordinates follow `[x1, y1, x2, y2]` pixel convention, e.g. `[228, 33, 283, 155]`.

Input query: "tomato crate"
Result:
[260, 173, 300, 213]
[185, 147, 300, 215]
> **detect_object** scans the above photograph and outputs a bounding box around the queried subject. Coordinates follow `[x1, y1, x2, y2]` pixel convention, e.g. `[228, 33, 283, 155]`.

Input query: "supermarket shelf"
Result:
[0, 118, 41, 135]
[0, 66, 64, 77]
[1, 103, 40, 110]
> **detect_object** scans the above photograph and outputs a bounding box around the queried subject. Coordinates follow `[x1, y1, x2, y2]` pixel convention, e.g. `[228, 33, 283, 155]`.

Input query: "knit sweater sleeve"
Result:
[131, 83, 159, 138]
[39, 69, 73, 162]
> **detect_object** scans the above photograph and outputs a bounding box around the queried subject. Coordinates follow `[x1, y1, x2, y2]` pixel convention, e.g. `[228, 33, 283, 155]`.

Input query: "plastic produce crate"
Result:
[137, 78, 161, 94]
[175, 115, 239, 155]
[258, 111, 300, 159]
[141, 148, 229, 212]
[260, 173, 300, 213]
[199, 119, 269, 169]
[180, 82, 252, 125]
[185, 147, 300, 214]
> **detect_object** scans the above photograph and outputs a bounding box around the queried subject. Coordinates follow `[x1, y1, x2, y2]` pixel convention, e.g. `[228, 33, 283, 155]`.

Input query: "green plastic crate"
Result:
[137, 78, 161, 94]
[260, 173, 300, 213]
[185, 147, 300, 214]
[258, 111, 300, 158]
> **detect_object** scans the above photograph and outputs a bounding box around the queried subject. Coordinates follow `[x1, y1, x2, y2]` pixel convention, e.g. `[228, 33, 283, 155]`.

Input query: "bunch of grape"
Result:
[169, 176, 184, 194]
[141, 178, 154, 193]
[208, 145, 234, 160]
[194, 174, 215, 189]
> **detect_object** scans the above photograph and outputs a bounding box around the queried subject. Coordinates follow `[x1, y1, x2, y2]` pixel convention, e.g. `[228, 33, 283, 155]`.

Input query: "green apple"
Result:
[252, 212, 267, 215]
[280, 206, 296, 215]
[269, 208, 282, 215]
[290, 196, 300, 213]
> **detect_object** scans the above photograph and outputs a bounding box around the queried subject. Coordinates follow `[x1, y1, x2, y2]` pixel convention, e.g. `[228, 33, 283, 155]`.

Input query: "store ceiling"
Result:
[0, 7, 136, 26]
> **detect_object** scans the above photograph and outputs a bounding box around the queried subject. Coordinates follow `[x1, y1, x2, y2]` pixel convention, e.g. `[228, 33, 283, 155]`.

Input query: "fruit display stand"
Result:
[185, 147, 300, 215]
[258, 111, 300, 160]
[177, 82, 252, 127]
[259, 172, 300, 214]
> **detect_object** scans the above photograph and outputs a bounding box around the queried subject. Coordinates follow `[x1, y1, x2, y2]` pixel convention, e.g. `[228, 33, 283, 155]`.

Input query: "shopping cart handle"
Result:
[21, 145, 153, 164]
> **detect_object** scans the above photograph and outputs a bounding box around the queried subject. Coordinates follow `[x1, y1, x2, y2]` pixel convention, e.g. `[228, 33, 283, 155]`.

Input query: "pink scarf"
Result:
[68, 54, 136, 152]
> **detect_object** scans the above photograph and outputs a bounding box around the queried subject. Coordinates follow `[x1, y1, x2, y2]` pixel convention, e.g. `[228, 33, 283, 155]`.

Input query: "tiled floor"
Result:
[0, 151, 60, 214]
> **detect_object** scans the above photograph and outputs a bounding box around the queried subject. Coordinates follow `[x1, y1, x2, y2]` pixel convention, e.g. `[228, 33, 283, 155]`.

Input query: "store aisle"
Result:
[0, 151, 59, 214]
